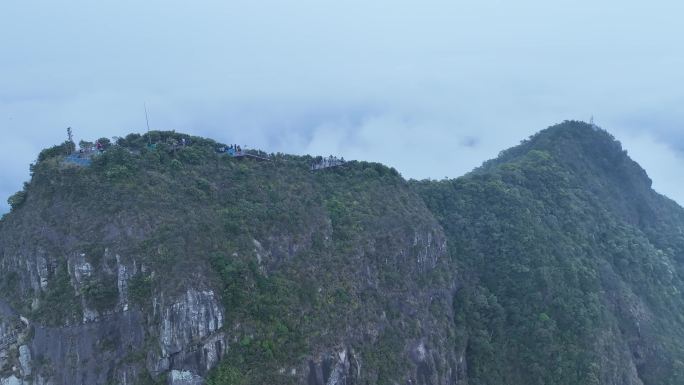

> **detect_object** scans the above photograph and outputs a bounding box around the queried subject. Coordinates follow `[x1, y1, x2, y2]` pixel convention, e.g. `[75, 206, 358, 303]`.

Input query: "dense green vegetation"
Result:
[2, 130, 452, 384]
[3, 121, 684, 384]
[413, 121, 684, 385]
[34, 262, 83, 325]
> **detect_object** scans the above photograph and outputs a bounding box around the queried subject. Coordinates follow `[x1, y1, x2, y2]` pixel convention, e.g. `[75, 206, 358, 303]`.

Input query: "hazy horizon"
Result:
[3, 0, 684, 211]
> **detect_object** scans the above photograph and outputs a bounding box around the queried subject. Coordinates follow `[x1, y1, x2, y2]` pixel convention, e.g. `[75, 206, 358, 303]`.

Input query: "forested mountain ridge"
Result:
[1, 121, 683, 385]
[413, 122, 684, 385]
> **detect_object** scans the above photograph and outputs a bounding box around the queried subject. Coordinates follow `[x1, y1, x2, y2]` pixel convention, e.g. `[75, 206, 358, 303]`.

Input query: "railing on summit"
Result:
[311, 156, 346, 171]
[63, 139, 111, 166]
[215, 145, 271, 161]
[64, 154, 93, 166]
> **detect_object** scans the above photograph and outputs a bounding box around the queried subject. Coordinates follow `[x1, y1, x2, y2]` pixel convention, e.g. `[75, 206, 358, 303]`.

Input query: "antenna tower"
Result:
[144, 103, 151, 145]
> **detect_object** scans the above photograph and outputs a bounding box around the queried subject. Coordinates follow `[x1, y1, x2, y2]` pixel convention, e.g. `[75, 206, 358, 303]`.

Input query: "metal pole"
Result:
[66, 127, 74, 154]
[144, 103, 151, 145]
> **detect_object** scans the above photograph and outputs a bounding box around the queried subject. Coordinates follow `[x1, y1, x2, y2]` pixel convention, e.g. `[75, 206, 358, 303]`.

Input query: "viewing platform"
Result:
[311, 156, 346, 171]
[232, 152, 271, 161]
[64, 150, 100, 166]
[216, 146, 271, 161]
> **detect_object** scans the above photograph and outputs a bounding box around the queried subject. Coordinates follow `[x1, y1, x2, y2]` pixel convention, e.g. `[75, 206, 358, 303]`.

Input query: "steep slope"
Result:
[1, 122, 684, 385]
[413, 121, 684, 385]
[0, 133, 461, 385]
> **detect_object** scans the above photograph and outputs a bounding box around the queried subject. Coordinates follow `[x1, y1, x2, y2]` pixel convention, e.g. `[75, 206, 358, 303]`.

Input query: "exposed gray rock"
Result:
[116, 254, 136, 311]
[82, 307, 99, 323]
[36, 257, 48, 291]
[147, 353, 170, 376]
[18, 345, 31, 377]
[168, 369, 203, 385]
[159, 289, 223, 357]
[30, 310, 145, 385]
[0, 376, 22, 385]
[307, 348, 354, 385]
[71, 255, 92, 285]
[147, 289, 226, 379]
[198, 333, 224, 372]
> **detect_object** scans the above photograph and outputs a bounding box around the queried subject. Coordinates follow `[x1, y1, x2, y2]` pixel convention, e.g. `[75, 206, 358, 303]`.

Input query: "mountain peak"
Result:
[501, 120, 622, 162]
[528, 120, 622, 155]
[2, 122, 684, 385]
[482, 120, 652, 190]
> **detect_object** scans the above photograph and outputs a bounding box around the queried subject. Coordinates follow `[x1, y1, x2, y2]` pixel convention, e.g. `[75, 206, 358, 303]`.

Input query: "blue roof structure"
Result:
[64, 154, 92, 166]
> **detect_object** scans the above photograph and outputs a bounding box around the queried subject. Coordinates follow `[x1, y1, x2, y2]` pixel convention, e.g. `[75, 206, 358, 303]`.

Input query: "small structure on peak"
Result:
[311, 155, 346, 171]
[216, 144, 271, 161]
[63, 136, 111, 167]
[589, 116, 599, 130]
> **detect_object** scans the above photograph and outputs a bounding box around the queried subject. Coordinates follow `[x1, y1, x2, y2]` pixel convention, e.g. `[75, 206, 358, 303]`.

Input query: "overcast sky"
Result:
[2, 0, 683, 212]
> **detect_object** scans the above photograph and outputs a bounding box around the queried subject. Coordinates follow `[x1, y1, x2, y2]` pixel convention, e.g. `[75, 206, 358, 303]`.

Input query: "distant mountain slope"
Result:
[413, 121, 684, 385]
[0, 122, 683, 385]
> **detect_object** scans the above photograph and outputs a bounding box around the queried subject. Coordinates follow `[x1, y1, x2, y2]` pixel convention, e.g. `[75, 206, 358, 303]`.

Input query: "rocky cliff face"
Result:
[0, 131, 464, 385]
[1, 122, 684, 385]
[0, 223, 460, 385]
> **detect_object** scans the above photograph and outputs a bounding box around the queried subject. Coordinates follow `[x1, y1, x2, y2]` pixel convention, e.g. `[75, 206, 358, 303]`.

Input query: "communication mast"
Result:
[589, 115, 598, 130]
[144, 103, 151, 145]
[66, 127, 75, 155]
